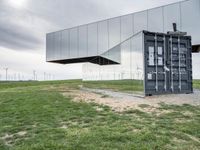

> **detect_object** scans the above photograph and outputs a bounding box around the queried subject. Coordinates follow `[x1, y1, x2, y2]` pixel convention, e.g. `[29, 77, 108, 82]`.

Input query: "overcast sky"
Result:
[1, 0, 195, 80]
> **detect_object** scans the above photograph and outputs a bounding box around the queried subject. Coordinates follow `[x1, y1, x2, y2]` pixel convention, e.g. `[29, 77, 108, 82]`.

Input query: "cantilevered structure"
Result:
[46, 0, 199, 84]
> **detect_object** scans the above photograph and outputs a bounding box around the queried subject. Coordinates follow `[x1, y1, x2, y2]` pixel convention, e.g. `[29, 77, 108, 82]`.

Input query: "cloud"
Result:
[0, 0, 182, 51]
[0, 21, 42, 50]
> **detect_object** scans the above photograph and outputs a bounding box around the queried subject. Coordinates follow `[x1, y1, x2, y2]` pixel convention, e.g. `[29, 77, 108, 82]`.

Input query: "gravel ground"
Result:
[62, 88, 200, 112]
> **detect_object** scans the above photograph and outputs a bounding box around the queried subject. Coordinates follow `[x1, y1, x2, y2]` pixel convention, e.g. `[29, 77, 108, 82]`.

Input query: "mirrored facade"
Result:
[46, 0, 200, 86]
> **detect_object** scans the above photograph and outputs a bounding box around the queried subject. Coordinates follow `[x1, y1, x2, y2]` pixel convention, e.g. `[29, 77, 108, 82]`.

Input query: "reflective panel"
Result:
[163, 3, 181, 33]
[61, 29, 69, 59]
[108, 17, 120, 49]
[181, 0, 200, 45]
[131, 32, 144, 80]
[51, 33, 55, 60]
[69, 28, 78, 58]
[134, 11, 147, 33]
[78, 25, 87, 57]
[192, 53, 200, 79]
[100, 45, 121, 64]
[121, 39, 131, 79]
[98, 20, 109, 55]
[46, 0, 200, 93]
[54, 31, 61, 60]
[46, 33, 51, 61]
[88, 23, 98, 56]
[148, 7, 164, 32]
[121, 14, 133, 41]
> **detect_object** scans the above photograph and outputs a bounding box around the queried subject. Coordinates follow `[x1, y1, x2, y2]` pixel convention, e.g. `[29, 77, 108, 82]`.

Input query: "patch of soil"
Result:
[62, 88, 200, 112]
[62, 90, 140, 112]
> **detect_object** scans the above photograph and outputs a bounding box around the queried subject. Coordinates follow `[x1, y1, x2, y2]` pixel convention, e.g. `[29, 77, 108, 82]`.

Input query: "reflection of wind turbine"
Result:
[136, 64, 142, 80]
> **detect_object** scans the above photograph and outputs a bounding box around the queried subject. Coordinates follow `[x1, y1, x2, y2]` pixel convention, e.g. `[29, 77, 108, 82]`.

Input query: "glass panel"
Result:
[46, 33, 51, 61]
[163, 3, 180, 33]
[181, 0, 200, 45]
[98, 20, 109, 55]
[78, 25, 87, 57]
[88, 23, 98, 56]
[108, 17, 120, 49]
[101, 45, 121, 64]
[134, 11, 148, 33]
[83, 63, 100, 81]
[192, 53, 200, 79]
[61, 29, 69, 60]
[51, 33, 55, 60]
[148, 7, 163, 32]
[131, 32, 144, 80]
[54, 31, 61, 60]
[121, 39, 131, 79]
[69, 27, 78, 58]
[121, 14, 133, 41]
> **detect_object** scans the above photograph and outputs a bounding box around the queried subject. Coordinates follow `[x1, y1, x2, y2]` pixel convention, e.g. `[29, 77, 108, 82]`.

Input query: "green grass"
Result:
[83, 80, 144, 92]
[1, 79, 199, 92]
[0, 80, 82, 90]
[0, 80, 200, 150]
[193, 80, 200, 89]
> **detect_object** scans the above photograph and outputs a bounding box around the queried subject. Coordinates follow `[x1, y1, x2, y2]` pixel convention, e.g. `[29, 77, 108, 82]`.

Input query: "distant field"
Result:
[0, 80, 200, 149]
[0, 79, 199, 91]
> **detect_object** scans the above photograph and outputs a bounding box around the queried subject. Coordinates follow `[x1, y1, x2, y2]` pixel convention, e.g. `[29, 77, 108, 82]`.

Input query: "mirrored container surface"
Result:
[46, 0, 196, 96]
[46, 0, 200, 63]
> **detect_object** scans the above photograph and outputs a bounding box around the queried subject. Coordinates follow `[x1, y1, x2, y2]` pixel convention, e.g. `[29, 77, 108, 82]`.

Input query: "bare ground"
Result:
[62, 87, 200, 112]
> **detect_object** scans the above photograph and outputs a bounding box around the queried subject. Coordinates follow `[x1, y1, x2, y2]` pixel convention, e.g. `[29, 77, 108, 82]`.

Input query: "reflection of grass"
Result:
[194, 80, 200, 89]
[83, 80, 143, 92]
[0, 81, 200, 149]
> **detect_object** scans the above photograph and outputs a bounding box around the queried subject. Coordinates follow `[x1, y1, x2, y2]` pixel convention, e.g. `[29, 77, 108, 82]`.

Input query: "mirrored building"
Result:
[46, 0, 198, 95]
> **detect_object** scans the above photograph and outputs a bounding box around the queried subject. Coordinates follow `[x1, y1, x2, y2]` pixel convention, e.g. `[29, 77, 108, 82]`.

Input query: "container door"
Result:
[144, 32, 192, 96]
[168, 36, 193, 94]
[144, 34, 167, 95]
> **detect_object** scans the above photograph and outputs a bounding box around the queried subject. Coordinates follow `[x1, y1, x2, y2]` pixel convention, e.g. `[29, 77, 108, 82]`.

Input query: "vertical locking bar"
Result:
[178, 37, 181, 91]
[163, 36, 167, 91]
[155, 35, 158, 91]
[170, 36, 174, 92]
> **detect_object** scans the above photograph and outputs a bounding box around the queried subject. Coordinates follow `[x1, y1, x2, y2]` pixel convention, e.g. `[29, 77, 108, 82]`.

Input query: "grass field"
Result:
[0, 80, 200, 150]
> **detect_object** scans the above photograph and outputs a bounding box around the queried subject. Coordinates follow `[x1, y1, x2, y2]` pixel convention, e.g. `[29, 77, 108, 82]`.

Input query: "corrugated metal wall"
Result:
[143, 31, 193, 95]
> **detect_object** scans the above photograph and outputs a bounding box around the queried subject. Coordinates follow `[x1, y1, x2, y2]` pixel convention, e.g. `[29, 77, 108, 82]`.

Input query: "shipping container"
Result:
[143, 31, 193, 95]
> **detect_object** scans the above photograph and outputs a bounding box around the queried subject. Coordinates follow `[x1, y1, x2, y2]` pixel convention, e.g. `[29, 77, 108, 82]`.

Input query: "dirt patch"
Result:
[0, 133, 13, 146]
[62, 90, 141, 112]
[62, 88, 200, 112]
[0, 131, 27, 146]
[172, 137, 188, 144]
[0, 133, 13, 140]
[60, 125, 68, 129]
[17, 131, 27, 136]
[183, 133, 200, 144]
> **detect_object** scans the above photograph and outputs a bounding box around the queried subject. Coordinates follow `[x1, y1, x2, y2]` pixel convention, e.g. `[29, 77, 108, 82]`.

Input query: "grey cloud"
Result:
[0, 0, 182, 52]
[0, 21, 42, 50]
[0, 0, 114, 51]
[0, 3, 43, 50]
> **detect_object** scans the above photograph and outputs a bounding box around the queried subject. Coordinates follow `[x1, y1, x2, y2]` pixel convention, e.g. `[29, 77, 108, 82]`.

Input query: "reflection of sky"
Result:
[192, 53, 200, 79]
